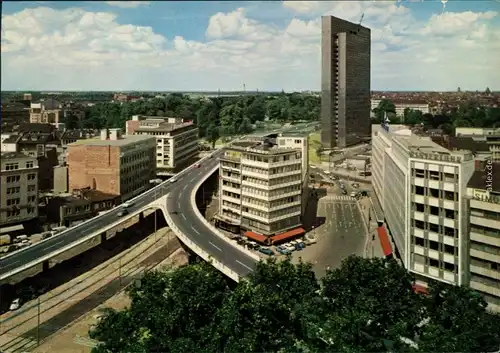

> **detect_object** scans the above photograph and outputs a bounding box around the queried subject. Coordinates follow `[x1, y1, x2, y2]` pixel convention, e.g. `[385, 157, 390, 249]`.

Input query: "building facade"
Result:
[67, 129, 156, 201]
[217, 137, 306, 238]
[126, 115, 198, 173]
[465, 162, 500, 313]
[372, 125, 476, 288]
[0, 152, 39, 226]
[30, 98, 63, 125]
[455, 127, 500, 162]
[371, 99, 430, 118]
[321, 15, 371, 149]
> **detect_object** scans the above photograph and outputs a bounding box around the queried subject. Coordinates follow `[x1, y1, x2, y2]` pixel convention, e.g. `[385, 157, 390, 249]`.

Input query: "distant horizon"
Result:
[2, 89, 498, 94]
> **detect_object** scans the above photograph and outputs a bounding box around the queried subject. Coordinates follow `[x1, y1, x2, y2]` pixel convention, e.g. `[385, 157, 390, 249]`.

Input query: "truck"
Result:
[0, 234, 12, 246]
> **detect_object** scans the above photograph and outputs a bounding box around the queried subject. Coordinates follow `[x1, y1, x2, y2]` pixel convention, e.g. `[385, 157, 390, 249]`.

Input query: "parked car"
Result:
[258, 247, 275, 256]
[350, 191, 358, 198]
[275, 246, 291, 255]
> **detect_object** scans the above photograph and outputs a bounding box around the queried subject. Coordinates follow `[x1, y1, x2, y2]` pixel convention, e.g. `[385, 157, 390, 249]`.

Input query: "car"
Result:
[352, 183, 359, 188]
[117, 209, 129, 217]
[342, 189, 348, 195]
[169, 177, 177, 183]
[350, 191, 358, 198]
[122, 201, 134, 208]
[194, 163, 201, 168]
[275, 246, 291, 255]
[258, 247, 275, 256]
[9, 298, 20, 311]
[283, 243, 295, 252]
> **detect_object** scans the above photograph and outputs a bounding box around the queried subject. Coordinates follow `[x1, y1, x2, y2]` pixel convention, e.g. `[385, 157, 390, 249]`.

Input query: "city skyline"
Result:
[1, 0, 499, 91]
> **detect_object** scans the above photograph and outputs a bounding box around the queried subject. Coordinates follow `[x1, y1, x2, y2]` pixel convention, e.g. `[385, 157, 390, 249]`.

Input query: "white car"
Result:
[283, 243, 295, 251]
[350, 191, 358, 198]
[122, 201, 134, 208]
[9, 298, 20, 311]
[169, 177, 177, 183]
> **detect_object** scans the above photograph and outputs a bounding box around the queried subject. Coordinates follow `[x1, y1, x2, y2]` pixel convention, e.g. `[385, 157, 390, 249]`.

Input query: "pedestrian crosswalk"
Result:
[321, 195, 356, 202]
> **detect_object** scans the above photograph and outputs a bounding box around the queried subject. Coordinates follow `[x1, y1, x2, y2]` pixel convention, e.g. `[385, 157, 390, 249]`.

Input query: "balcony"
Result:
[221, 194, 241, 206]
[470, 277, 500, 297]
[221, 174, 241, 183]
[221, 185, 241, 195]
[470, 248, 500, 264]
[242, 189, 301, 202]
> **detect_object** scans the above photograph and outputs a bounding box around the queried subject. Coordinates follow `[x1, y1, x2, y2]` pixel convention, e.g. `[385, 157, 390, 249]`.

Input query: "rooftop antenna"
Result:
[358, 13, 364, 26]
[243, 83, 246, 93]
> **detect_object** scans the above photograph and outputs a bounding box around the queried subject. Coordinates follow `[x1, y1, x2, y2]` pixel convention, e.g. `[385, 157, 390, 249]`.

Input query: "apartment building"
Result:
[455, 127, 500, 161]
[30, 98, 63, 125]
[0, 152, 39, 226]
[321, 16, 371, 149]
[372, 124, 476, 287]
[126, 115, 198, 174]
[216, 137, 306, 241]
[466, 162, 500, 313]
[67, 129, 156, 201]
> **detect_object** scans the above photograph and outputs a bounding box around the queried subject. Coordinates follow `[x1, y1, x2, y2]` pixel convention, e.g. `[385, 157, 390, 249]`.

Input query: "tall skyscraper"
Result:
[321, 16, 371, 149]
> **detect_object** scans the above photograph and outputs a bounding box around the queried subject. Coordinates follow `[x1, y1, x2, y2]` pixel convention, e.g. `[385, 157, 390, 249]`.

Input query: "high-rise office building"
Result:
[321, 16, 371, 149]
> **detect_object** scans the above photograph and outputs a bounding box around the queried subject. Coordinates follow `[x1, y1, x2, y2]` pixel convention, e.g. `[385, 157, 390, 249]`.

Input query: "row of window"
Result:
[413, 253, 457, 272]
[413, 168, 457, 182]
[241, 184, 301, 198]
[413, 186, 458, 201]
[242, 205, 301, 220]
[470, 208, 500, 222]
[4, 207, 36, 218]
[470, 224, 500, 237]
[121, 151, 150, 165]
[413, 219, 456, 237]
[412, 236, 457, 256]
[242, 164, 301, 176]
[242, 174, 301, 187]
[242, 152, 300, 164]
[413, 203, 457, 219]
[241, 195, 299, 209]
[63, 204, 91, 215]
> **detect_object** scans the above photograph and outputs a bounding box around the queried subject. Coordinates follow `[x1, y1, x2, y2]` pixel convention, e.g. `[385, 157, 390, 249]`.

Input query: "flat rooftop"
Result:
[135, 121, 195, 133]
[228, 139, 298, 155]
[394, 135, 450, 155]
[69, 134, 154, 147]
[1, 151, 36, 161]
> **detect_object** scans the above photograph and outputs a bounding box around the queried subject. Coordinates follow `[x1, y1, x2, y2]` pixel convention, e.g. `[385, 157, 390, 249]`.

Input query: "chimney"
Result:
[109, 128, 121, 141]
[100, 129, 109, 140]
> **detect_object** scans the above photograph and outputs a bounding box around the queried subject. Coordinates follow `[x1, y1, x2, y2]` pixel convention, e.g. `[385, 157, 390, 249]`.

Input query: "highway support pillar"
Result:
[42, 260, 49, 272]
[139, 212, 145, 224]
[100, 232, 107, 243]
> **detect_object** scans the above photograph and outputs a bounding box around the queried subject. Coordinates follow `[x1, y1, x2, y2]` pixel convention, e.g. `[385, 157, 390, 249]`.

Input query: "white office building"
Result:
[216, 136, 308, 241]
[126, 115, 198, 173]
[372, 124, 476, 287]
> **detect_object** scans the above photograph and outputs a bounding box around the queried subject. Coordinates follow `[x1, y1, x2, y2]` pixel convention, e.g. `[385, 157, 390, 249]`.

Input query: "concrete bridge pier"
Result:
[139, 212, 145, 224]
[42, 260, 49, 272]
[100, 231, 107, 243]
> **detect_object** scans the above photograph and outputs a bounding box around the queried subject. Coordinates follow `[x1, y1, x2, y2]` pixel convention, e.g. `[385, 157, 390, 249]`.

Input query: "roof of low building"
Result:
[467, 162, 500, 192]
[69, 134, 155, 147]
[0, 151, 36, 160]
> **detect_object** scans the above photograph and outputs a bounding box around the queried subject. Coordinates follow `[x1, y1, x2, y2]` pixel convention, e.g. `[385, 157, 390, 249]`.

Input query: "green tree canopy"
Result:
[89, 256, 500, 353]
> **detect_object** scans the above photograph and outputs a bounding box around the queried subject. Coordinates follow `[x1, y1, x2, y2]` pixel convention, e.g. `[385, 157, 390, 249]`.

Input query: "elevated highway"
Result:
[1, 123, 317, 282]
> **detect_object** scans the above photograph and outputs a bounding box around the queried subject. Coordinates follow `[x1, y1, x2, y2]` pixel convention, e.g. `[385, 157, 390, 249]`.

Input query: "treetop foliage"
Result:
[89, 255, 500, 353]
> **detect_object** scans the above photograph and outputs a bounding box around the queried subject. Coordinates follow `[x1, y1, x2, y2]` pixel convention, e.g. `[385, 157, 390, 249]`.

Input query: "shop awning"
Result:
[244, 231, 268, 244]
[376, 225, 393, 257]
[270, 227, 305, 244]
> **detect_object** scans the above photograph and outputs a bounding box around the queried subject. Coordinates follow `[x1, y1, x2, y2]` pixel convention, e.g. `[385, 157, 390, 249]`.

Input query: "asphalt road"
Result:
[299, 192, 366, 277]
[166, 155, 256, 276]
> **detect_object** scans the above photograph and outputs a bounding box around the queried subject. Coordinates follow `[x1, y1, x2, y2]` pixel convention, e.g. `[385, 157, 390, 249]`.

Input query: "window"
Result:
[444, 262, 456, 272]
[6, 187, 20, 194]
[444, 244, 455, 255]
[5, 163, 19, 171]
[7, 198, 20, 206]
[28, 185, 36, 192]
[27, 173, 36, 180]
[414, 237, 425, 247]
[6, 175, 21, 183]
[7, 209, 21, 217]
[28, 195, 36, 203]
[429, 258, 439, 268]
[26, 161, 34, 168]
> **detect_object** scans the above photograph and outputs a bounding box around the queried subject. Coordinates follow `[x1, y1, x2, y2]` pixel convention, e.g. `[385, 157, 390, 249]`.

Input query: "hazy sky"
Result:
[1, 0, 499, 91]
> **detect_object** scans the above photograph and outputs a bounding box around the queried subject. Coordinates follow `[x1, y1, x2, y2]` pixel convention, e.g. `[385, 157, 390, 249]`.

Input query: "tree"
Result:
[89, 255, 500, 353]
[373, 99, 396, 123]
[205, 123, 220, 149]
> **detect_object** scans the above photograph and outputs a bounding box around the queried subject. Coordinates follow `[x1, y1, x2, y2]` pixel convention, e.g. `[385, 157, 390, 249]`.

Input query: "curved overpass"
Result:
[163, 150, 258, 280]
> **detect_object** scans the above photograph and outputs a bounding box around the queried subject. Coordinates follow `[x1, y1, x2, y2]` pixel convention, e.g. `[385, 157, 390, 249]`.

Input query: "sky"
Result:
[1, 0, 499, 92]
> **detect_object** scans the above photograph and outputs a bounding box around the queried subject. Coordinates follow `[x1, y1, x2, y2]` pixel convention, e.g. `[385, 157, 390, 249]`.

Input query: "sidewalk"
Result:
[357, 197, 384, 259]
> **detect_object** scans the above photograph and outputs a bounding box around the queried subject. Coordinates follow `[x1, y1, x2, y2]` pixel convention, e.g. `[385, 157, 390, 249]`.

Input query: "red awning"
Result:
[377, 226, 393, 257]
[244, 231, 268, 244]
[270, 227, 305, 244]
[412, 283, 428, 295]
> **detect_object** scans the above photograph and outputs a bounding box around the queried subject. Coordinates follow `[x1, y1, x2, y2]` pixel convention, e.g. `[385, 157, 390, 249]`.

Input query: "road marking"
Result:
[236, 260, 253, 271]
[182, 185, 187, 191]
[191, 227, 200, 235]
[210, 241, 222, 251]
[181, 214, 186, 220]
[45, 240, 65, 251]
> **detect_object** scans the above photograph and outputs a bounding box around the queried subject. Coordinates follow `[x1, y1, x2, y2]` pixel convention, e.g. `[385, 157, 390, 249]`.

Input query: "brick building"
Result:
[67, 129, 156, 201]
